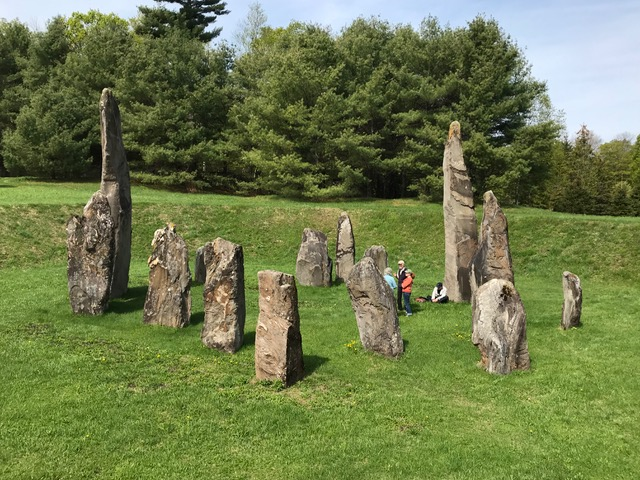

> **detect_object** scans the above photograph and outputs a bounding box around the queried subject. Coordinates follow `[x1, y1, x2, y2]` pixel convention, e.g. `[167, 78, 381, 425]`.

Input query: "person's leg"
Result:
[438, 296, 449, 304]
[397, 287, 403, 310]
[403, 292, 412, 315]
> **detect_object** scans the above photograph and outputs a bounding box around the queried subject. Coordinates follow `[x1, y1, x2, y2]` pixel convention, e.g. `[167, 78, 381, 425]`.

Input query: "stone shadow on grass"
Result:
[242, 330, 255, 346]
[189, 311, 204, 326]
[303, 355, 329, 377]
[107, 286, 147, 314]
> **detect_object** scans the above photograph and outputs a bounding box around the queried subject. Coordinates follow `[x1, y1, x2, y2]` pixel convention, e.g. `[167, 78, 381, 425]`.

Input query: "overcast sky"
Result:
[2, 0, 639, 142]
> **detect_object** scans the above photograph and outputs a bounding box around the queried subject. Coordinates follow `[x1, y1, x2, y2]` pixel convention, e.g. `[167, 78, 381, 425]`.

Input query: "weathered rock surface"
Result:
[295, 228, 332, 287]
[194, 244, 211, 284]
[66, 192, 114, 315]
[255, 270, 304, 386]
[470, 191, 514, 293]
[471, 278, 530, 374]
[335, 212, 355, 282]
[143, 224, 191, 328]
[561, 271, 582, 329]
[443, 121, 478, 302]
[363, 245, 388, 274]
[99, 88, 131, 299]
[201, 238, 246, 353]
[346, 257, 403, 358]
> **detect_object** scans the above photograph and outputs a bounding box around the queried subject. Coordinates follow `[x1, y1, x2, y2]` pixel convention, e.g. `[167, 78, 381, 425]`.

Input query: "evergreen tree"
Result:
[116, 30, 232, 189]
[0, 20, 32, 175]
[136, 0, 228, 42]
[548, 126, 600, 214]
[2, 14, 133, 178]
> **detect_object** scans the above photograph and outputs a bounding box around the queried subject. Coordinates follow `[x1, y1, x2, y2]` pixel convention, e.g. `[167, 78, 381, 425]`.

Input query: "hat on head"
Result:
[398, 260, 404, 265]
[437, 282, 442, 287]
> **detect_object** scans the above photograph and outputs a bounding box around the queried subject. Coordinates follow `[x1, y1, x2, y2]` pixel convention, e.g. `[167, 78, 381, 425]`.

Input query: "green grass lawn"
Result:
[1, 177, 639, 479]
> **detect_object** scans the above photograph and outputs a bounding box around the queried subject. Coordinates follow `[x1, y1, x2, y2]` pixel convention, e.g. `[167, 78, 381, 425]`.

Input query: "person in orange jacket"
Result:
[401, 269, 414, 316]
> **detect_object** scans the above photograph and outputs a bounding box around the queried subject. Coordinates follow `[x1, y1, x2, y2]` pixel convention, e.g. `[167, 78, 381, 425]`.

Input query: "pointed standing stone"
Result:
[66, 192, 114, 315]
[561, 271, 582, 329]
[143, 224, 191, 328]
[295, 228, 332, 287]
[99, 88, 131, 299]
[443, 121, 478, 302]
[472, 278, 530, 374]
[470, 191, 514, 294]
[363, 245, 388, 274]
[255, 270, 304, 386]
[335, 212, 355, 282]
[346, 257, 403, 358]
[201, 238, 246, 353]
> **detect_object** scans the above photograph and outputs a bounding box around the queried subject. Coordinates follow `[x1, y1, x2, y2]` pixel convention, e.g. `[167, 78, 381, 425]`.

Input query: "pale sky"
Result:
[2, 0, 639, 143]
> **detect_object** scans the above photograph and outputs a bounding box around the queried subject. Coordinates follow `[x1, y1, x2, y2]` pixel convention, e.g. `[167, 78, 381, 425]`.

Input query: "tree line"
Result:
[1, 2, 638, 215]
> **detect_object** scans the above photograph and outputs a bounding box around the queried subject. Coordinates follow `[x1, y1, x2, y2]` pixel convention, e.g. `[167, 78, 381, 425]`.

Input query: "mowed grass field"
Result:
[1, 177, 639, 479]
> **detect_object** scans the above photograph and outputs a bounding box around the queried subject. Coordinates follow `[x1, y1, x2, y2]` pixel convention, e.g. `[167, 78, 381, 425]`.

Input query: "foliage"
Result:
[0, 20, 31, 174]
[1, 80, 93, 178]
[232, 1, 268, 52]
[1, 14, 133, 178]
[135, 0, 229, 42]
[115, 30, 233, 187]
[2, 11, 639, 215]
[65, 10, 130, 50]
[545, 126, 639, 215]
[222, 15, 561, 200]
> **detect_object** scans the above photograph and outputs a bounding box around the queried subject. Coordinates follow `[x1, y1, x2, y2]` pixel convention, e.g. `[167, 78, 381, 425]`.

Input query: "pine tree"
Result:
[136, 0, 228, 42]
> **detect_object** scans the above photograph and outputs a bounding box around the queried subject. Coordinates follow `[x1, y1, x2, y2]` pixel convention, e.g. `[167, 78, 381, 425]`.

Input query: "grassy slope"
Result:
[0, 177, 639, 479]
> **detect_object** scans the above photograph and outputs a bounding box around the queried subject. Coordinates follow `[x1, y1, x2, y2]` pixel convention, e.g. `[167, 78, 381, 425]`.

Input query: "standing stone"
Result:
[194, 245, 211, 284]
[255, 270, 304, 386]
[346, 257, 403, 358]
[471, 278, 530, 375]
[66, 192, 114, 315]
[470, 191, 514, 293]
[561, 271, 582, 329]
[363, 245, 388, 274]
[295, 228, 332, 287]
[201, 238, 246, 353]
[335, 212, 356, 282]
[99, 88, 131, 299]
[443, 121, 478, 302]
[143, 224, 191, 328]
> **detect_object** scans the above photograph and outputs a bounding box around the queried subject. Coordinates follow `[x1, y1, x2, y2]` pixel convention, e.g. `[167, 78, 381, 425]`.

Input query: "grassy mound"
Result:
[1, 177, 639, 479]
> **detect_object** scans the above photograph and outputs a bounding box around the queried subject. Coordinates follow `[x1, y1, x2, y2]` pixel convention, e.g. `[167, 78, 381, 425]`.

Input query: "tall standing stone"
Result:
[346, 257, 403, 358]
[99, 88, 131, 299]
[201, 238, 246, 353]
[363, 245, 388, 274]
[470, 191, 514, 293]
[472, 278, 530, 375]
[295, 228, 332, 287]
[66, 192, 115, 315]
[443, 121, 478, 302]
[255, 270, 304, 386]
[335, 212, 356, 282]
[561, 271, 582, 329]
[143, 224, 191, 328]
